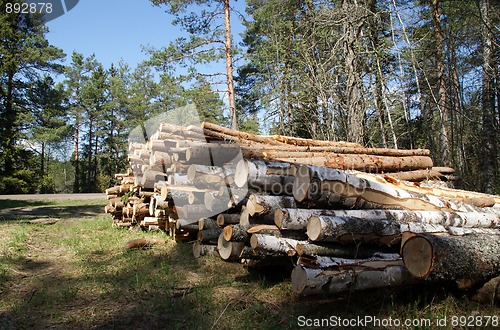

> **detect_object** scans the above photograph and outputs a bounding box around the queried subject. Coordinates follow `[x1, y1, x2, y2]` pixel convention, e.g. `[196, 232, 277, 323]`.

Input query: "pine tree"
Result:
[0, 0, 64, 192]
[150, 0, 238, 128]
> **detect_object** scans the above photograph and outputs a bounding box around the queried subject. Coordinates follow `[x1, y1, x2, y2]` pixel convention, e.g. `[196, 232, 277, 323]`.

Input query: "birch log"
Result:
[293, 165, 488, 212]
[197, 228, 223, 242]
[217, 233, 245, 261]
[278, 208, 500, 231]
[216, 213, 241, 226]
[246, 194, 296, 216]
[192, 241, 219, 258]
[401, 233, 500, 288]
[234, 159, 295, 195]
[295, 242, 393, 258]
[249, 234, 303, 256]
[307, 215, 401, 246]
[291, 256, 414, 296]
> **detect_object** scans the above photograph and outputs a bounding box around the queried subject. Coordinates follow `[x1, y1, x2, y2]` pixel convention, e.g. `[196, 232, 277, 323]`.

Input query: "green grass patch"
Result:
[0, 198, 498, 329]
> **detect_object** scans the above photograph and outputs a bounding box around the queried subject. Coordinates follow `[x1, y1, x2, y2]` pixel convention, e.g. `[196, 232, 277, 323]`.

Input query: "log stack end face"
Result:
[293, 166, 312, 202]
[401, 236, 434, 279]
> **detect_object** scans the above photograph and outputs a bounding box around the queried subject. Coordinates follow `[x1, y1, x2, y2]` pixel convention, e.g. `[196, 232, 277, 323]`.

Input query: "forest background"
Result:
[0, 0, 498, 195]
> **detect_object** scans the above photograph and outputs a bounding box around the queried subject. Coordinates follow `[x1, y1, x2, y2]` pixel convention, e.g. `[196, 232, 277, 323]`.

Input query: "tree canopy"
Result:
[0, 0, 497, 194]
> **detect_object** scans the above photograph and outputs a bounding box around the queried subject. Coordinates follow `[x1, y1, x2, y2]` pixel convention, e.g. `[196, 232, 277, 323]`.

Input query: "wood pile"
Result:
[104, 121, 500, 301]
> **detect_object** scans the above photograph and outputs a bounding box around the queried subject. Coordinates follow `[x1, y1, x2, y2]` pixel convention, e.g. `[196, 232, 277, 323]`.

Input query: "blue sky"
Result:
[46, 0, 247, 70]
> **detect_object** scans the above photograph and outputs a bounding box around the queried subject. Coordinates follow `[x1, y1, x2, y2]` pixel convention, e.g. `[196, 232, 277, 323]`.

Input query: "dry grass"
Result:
[0, 198, 498, 329]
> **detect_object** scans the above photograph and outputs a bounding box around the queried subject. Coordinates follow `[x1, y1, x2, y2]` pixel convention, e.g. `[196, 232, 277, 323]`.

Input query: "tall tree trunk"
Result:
[4, 70, 16, 175]
[392, 0, 432, 151]
[430, 0, 451, 166]
[223, 0, 237, 130]
[87, 117, 93, 193]
[389, 13, 413, 148]
[343, 0, 365, 145]
[94, 130, 99, 192]
[368, 0, 387, 148]
[73, 113, 80, 192]
[480, 0, 498, 193]
[40, 142, 45, 194]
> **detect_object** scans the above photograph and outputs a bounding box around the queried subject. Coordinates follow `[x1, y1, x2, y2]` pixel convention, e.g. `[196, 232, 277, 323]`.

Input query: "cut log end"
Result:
[306, 216, 322, 241]
[293, 165, 311, 202]
[234, 159, 249, 188]
[217, 233, 245, 260]
[291, 265, 308, 295]
[274, 209, 285, 228]
[401, 236, 434, 279]
[223, 225, 234, 241]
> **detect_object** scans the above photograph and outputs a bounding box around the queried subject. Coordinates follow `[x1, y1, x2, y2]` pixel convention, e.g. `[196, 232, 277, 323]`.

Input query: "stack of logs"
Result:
[104, 122, 500, 301]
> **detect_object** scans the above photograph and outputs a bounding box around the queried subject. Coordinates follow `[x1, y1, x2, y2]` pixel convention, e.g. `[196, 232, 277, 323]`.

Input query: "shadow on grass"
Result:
[0, 241, 203, 329]
[0, 221, 496, 330]
[0, 199, 55, 210]
[0, 200, 104, 222]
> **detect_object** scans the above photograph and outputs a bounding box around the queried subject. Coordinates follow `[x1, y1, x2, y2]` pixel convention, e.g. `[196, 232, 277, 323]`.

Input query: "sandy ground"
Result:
[0, 193, 105, 201]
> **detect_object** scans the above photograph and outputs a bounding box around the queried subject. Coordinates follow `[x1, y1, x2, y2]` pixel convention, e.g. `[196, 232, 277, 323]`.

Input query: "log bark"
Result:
[202, 122, 286, 146]
[133, 203, 150, 220]
[256, 147, 430, 158]
[270, 134, 362, 148]
[279, 208, 500, 231]
[377, 174, 500, 206]
[162, 185, 212, 201]
[150, 151, 173, 167]
[246, 194, 296, 216]
[307, 215, 401, 246]
[198, 217, 218, 230]
[105, 186, 121, 195]
[235, 159, 294, 195]
[216, 213, 241, 227]
[432, 166, 455, 174]
[140, 170, 168, 189]
[238, 246, 282, 260]
[274, 208, 340, 230]
[166, 173, 190, 186]
[272, 154, 433, 172]
[249, 234, 302, 256]
[291, 255, 414, 296]
[186, 144, 242, 166]
[293, 165, 487, 212]
[383, 169, 443, 182]
[204, 191, 231, 213]
[104, 204, 116, 214]
[187, 164, 225, 181]
[223, 224, 250, 242]
[197, 228, 223, 242]
[176, 219, 199, 231]
[175, 204, 211, 220]
[239, 208, 275, 226]
[295, 242, 393, 258]
[158, 122, 206, 140]
[401, 233, 500, 288]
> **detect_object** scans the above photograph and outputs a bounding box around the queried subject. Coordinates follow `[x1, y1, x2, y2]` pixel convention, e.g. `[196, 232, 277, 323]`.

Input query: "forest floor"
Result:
[0, 196, 498, 329]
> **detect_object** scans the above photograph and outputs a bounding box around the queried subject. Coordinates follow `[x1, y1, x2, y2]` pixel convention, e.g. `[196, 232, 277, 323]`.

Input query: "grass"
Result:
[0, 198, 498, 329]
